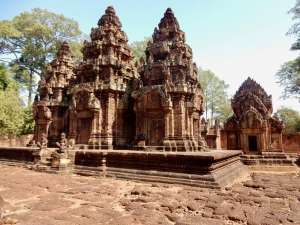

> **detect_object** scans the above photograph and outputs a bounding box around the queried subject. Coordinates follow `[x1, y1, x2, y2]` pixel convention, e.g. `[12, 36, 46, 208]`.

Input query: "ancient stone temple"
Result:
[224, 77, 285, 154]
[33, 6, 137, 149]
[132, 8, 204, 151]
[33, 7, 204, 151]
[3, 6, 249, 188]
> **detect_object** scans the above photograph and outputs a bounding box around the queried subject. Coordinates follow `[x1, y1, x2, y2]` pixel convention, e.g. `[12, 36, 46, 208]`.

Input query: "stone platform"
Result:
[0, 147, 37, 166]
[73, 149, 247, 189]
[0, 147, 247, 189]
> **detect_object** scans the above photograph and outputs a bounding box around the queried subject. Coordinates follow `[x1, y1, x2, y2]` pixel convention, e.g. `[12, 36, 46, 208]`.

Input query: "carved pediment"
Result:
[239, 106, 265, 129]
[232, 91, 268, 119]
[232, 77, 272, 116]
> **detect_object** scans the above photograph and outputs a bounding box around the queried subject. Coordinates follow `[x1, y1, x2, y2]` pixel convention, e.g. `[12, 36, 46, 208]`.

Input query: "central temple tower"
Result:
[67, 6, 137, 149]
[132, 8, 204, 151]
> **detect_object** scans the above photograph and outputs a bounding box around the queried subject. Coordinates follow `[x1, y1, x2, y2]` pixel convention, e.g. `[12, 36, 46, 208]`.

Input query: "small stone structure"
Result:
[225, 77, 284, 152]
[224, 77, 294, 168]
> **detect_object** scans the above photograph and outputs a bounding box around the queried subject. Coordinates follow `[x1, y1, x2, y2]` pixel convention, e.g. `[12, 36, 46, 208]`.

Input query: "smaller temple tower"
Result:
[224, 77, 284, 153]
[34, 41, 76, 146]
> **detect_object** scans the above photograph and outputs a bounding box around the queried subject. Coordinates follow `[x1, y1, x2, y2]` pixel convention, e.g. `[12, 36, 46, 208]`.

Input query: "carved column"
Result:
[88, 109, 100, 148]
[100, 93, 115, 149]
[68, 110, 77, 143]
[49, 106, 60, 146]
[115, 93, 126, 147]
[172, 94, 187, 151]
[170, 109, 174, 138]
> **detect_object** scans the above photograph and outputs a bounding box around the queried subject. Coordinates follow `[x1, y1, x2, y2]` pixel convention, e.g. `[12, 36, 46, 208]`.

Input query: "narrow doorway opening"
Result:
[248, 136, 257, 151]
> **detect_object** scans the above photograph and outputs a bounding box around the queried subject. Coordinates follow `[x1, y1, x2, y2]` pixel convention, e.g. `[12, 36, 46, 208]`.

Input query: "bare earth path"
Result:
[0, 164, 300, 225]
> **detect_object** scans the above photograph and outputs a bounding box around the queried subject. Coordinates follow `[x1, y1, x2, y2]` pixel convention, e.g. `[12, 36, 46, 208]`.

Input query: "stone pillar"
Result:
[163, 109, 171, 151]
[172, 94, 187, 151]
[68, 111, 77, 144]
[49, 106, 60, 146]
[100, 93, 115, 149]
[88, 109, 100, 148]
[115, 92, 127, 148]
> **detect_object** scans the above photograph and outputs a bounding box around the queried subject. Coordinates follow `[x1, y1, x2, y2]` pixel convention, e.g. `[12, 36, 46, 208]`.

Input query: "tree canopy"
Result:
[0, 8, 88, 135]
[130, 37, 152, 63]
[198, 68, 232, 123]
[0, 64, 34, 136]
[0, 8, 88, 104]
[276, 1, 300, 101]
[275, 106, 300, 133]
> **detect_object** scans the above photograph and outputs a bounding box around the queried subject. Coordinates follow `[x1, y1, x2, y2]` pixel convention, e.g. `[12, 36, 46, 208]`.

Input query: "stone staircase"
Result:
[240, 149, 298, 171]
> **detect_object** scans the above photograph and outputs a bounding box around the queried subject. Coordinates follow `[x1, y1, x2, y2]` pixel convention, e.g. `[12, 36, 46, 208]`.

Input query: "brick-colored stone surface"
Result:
[0, 164, 300, 225]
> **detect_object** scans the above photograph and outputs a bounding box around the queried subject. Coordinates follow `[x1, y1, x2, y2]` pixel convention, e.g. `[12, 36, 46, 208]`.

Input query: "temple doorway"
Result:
[149, 119, 164, 146]
[77, 118, 92, 144]
[248, 136, 257, 151]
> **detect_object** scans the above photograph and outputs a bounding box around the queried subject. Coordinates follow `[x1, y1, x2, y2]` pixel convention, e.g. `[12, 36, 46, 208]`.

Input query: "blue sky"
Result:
[0, 0, 299, 112]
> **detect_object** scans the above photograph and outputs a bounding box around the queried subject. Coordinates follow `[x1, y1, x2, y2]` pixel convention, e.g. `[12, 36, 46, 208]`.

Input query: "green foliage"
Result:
[0, 64, 35, 136]
[0, 63, 10, 90]
[0, 89, 24, 136]
[286, 0, 300, 38]
[0, 8, 89, 103]
[276, 1, 300, 100]
[130, 37, 152, 63]
[19, 106, 35, 135]
[198, 67, 232, 123]
[0, 63, 19, 91]
[275, 106, 300, 133]
[275, 60, 300, 100]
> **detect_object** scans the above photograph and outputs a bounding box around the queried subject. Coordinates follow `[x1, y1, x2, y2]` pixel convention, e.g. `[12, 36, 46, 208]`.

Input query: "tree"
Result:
[275, 106, 300, 133]
[0, 63, 11, 90]
[0, 89, 25, 136]
[198, 67, 232, 123]
[0, 8, 88, 104]
[275, 60, 300, 100]
[130, 37, 152, 63]
[0, 65, 24, 136]
[0, 63, 34, 136]
[276, 1, 300, 100]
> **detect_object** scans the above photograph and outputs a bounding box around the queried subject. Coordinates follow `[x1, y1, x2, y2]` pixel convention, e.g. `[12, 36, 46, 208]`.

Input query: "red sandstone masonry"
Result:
[0, 134, 33, 147]
[282, 133, 300, 154]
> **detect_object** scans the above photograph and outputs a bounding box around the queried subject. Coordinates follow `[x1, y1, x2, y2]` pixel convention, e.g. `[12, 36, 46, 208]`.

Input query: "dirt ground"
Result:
[0, 164, 300, 225]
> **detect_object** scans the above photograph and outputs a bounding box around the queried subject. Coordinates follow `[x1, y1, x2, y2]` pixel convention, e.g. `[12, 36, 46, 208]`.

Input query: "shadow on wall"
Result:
[0, 134, 33, 147]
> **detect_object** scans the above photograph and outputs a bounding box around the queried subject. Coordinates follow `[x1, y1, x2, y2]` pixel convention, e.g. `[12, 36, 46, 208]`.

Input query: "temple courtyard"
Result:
[0, 164, 299, 225]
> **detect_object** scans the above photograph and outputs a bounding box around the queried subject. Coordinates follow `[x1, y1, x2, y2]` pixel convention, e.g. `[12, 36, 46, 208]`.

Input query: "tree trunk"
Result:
[28, 69, 33, 105]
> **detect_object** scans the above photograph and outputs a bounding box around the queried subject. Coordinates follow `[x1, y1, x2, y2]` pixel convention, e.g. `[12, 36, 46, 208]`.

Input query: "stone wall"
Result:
[0, 134, 33, 147]
[220, 130, 227, 150]
[218, 131, 300, 153]
[282, 133, 300, 153]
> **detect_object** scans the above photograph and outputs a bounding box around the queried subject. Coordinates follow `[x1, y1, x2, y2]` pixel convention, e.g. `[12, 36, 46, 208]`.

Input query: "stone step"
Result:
[241, 158, 294, 166]
[263, 149, 284, 153]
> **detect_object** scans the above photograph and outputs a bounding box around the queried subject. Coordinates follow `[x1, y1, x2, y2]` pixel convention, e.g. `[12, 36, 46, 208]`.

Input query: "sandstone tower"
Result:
[132, 8, 205, 151]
